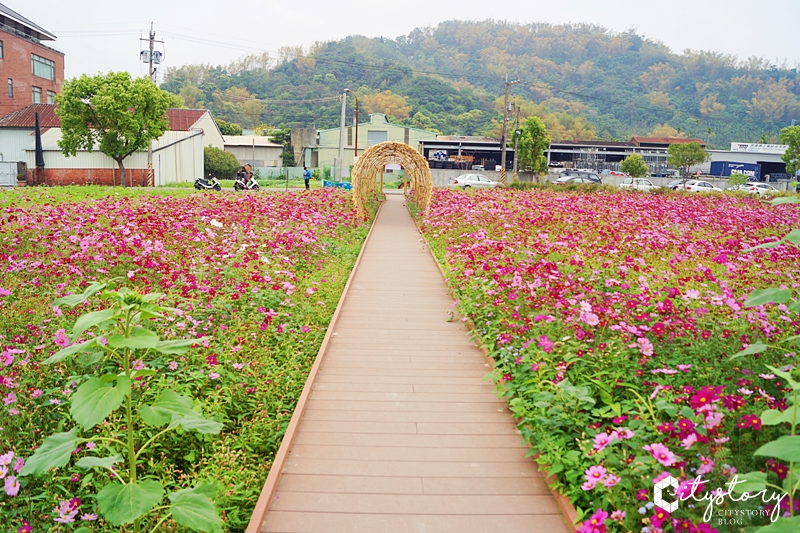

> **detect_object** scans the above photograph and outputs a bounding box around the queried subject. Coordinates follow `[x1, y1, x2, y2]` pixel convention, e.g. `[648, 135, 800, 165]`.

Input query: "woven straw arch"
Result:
[351, 141, 433, 215]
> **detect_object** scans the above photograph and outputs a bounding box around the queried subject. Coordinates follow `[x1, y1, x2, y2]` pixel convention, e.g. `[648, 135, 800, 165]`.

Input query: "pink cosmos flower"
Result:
[80, 513, 97, 521]
[53, 329, 70, 349]
[301, 325, 311, 333]
[614, 428, 634, 439]
[652, 471, 672, 484]
[610, 510, 625, 522]
[585, 465, 607, 483]
[0, 451, 13, 466]
[681, 433, 698, 450]
[4, 476, 19, 496]
[643, 443, 679, 466]
[537, 335, 554, 353]
[31, 389, 42, 398]
[593, 433, 612, 452]
[602, 474, 621, 488]
[579, 509, 609, 533]
[697, 455, 715, 475]
[581, 479, 597, 491]
[209, 372, 220, 380]
[85, 442, 96, 450]
[169, 361, 179, 370]
[12, 458, 23, 473]
[3, 393, 15, 405]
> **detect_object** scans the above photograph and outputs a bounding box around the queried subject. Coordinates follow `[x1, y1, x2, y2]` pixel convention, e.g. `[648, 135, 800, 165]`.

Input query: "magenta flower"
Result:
[17, 520, 31, 533]
[53, 329, 70, 349]
[12, 458, 23, 473]
[537, 335, 554, 353]
[602, 474, 621, 488]
[579, 508, 609, 533]
[697, 455, 715, 475]
[593, 432, 613, 452]
[609, 510, 625, 522]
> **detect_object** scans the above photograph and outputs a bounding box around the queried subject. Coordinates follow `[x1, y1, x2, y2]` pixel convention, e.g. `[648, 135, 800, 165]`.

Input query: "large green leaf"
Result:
[153, 339, 196, 355]
[784, 229, 800, 245]
[139, 389, 197, 427]
[745, 288, 792, 307]
[168, 489, 223, 532]
[19, 428, 80, 476]
[755, 436, 800, 463]
[731, 342, 769, 358]
[54, 281, 107, 307]
[768, 197, 800, 205]
[76, 454, 123, 470]
[753, 516, 800, 532]
[72, 308, 117, 339]
[107, 327, 159, 350]
[70, 376, 131, 430]
[731, 471, 767, 493]
[96, 479, 163, 526]
[761, 409, 794, 426]
[765, 365, 800, 391]
[44, 338, 98, 365]
[171, 482, 221, 500]
[170, 415, 223, 435]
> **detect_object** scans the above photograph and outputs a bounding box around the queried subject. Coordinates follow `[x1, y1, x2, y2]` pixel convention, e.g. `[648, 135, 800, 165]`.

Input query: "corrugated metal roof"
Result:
[0, 104, 60, 128]
[166, 109, 208, 131]
[631, 137, 705, 145]
[0, 105, 208, 132]
[0, 2, 56, 40]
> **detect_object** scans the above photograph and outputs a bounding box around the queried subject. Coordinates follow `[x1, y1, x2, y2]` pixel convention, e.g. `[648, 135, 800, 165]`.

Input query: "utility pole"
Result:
[499, 75, 520, 185]
[141, 23, 163, 188]
[336, 91, 347, 182]
[511, 101, 521, 182]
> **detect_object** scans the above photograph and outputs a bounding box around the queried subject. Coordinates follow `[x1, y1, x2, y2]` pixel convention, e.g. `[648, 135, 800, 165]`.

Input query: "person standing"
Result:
[303, 167, 311, 190]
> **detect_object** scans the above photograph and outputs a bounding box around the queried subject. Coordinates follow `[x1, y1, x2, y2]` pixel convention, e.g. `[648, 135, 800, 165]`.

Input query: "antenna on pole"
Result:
[140, 22, 164, 187]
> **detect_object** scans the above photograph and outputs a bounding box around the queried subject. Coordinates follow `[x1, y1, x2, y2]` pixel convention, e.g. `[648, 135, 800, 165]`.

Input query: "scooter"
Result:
[233, 173, 260, 191]
[195, 174, 221, 191]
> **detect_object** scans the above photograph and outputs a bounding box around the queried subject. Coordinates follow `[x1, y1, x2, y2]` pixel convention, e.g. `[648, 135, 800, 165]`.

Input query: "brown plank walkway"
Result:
[257, 193, 571, 533]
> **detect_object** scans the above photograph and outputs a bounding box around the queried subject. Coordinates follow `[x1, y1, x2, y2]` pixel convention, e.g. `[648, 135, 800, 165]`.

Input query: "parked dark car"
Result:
[558, 171, 602, 183]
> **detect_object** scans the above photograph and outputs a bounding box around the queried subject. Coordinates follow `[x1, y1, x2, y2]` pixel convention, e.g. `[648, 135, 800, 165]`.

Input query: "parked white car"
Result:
[746, 183, 779, 196]
[679, 180, 723, 193]
[619, 178, 657, 191]
[448, 174, 501, 188]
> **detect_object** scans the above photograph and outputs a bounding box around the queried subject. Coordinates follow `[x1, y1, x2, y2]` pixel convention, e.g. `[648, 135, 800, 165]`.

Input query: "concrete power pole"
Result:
[141, 23, 162, 188]
[336, 92, 347, 182]
[511, 102, 521, 182]
[499, 75, 519, 185]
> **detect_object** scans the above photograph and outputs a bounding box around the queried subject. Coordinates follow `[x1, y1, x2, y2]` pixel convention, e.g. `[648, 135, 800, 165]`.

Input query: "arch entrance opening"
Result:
[351, 141, 432, 215]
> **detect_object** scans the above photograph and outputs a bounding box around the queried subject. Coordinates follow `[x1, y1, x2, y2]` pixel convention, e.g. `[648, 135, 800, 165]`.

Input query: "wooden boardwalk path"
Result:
[252, 193, 571, 533]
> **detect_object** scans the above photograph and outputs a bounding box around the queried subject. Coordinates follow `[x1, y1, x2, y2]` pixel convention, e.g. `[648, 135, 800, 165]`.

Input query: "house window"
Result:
[31, 54, 55, 80]
[47, 90, 56, 104]
[32, 86, 42, 104]
[7, 79, 11, 98]
[0, 41, 3, 59]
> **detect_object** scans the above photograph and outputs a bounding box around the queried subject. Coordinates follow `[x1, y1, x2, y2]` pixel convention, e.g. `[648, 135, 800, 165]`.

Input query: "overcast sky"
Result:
[23, 0, 800, 81]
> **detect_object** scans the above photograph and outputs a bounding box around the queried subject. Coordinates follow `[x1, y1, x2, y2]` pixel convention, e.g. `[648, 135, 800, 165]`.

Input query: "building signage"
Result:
[730, 143, 787, 154]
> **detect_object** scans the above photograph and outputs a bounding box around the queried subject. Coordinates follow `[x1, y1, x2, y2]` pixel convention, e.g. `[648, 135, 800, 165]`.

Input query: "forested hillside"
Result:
[160, 20, 800, 147]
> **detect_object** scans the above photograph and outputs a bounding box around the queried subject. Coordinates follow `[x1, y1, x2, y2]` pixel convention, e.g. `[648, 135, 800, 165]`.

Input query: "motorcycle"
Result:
[195, 174, 221, 191]
[233, 172, 260, 191]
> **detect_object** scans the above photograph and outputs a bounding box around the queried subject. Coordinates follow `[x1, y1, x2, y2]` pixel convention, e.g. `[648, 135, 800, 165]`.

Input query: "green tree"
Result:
[513, 117, 550, 178]
[728, 172, 748, 186]
[56, 72, 171, 188]
[780, 125, 800, 175]
[204, 146, 240, 178]
[214, 118, 243, 136]
[620, 154, 649, 178]
[666, 142, 710, 181]
[270, 128, 295, 167]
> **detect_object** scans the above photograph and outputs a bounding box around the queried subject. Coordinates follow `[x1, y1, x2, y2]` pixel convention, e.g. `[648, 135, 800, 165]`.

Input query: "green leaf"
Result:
[139, 389, 197, 427]
[752, 516, 800, 532]
[70, 377, 129, 430]
[171, 482, 221, 500]
[731, 471, 768, 493]
[761, 409, 793, 426]
[768, 197, 800, 205]
[744, 240, 785, 252]
[765, 366, 800, 390]
[153, 339, 197, 355]
[754, 436, 800, 463]
[746, 288, 792, 307]
[680, 406, 695, 418]
[76, 454, 123, 470]
[168, 491, 223, 533]
[132, 369, 156, 379]
[96, 479, 163, 526]
[19, 428, 80, 476]
[106, 327, 159, 350]
[731, 342, 769, 358]
[784, 229, 800, 245]
[44, 338, 98, 365]
[72, 308, 117, 339]
[169, 415, 223, 435]
[54, 281, 107, 307]
[74, 528, 93, 533]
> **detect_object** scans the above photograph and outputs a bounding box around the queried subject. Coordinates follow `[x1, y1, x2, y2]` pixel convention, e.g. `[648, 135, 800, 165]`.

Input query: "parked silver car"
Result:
[619, 178, 657, 191]
[448, 174, 501, 188]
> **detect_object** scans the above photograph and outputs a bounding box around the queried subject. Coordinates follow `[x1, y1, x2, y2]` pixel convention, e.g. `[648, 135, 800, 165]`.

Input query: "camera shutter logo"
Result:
[654, 476, 680, 513]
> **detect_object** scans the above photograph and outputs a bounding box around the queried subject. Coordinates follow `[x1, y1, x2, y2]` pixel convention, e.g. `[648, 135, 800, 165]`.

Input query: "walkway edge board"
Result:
[410, 199, 580, 530]
[245, 200, 385, 533]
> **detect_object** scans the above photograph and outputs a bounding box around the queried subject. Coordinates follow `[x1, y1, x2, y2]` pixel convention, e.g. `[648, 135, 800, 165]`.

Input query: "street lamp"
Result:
[500, 76, 520, 184]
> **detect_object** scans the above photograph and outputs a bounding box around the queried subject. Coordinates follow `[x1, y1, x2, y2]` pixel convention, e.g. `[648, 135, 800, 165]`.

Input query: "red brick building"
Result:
[0, 3, 64, 117]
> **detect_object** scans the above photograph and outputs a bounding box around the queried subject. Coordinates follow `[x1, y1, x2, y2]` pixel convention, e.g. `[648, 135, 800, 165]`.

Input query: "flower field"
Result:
[418, 188, 800, 533]
[0, 187, 375, 531]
